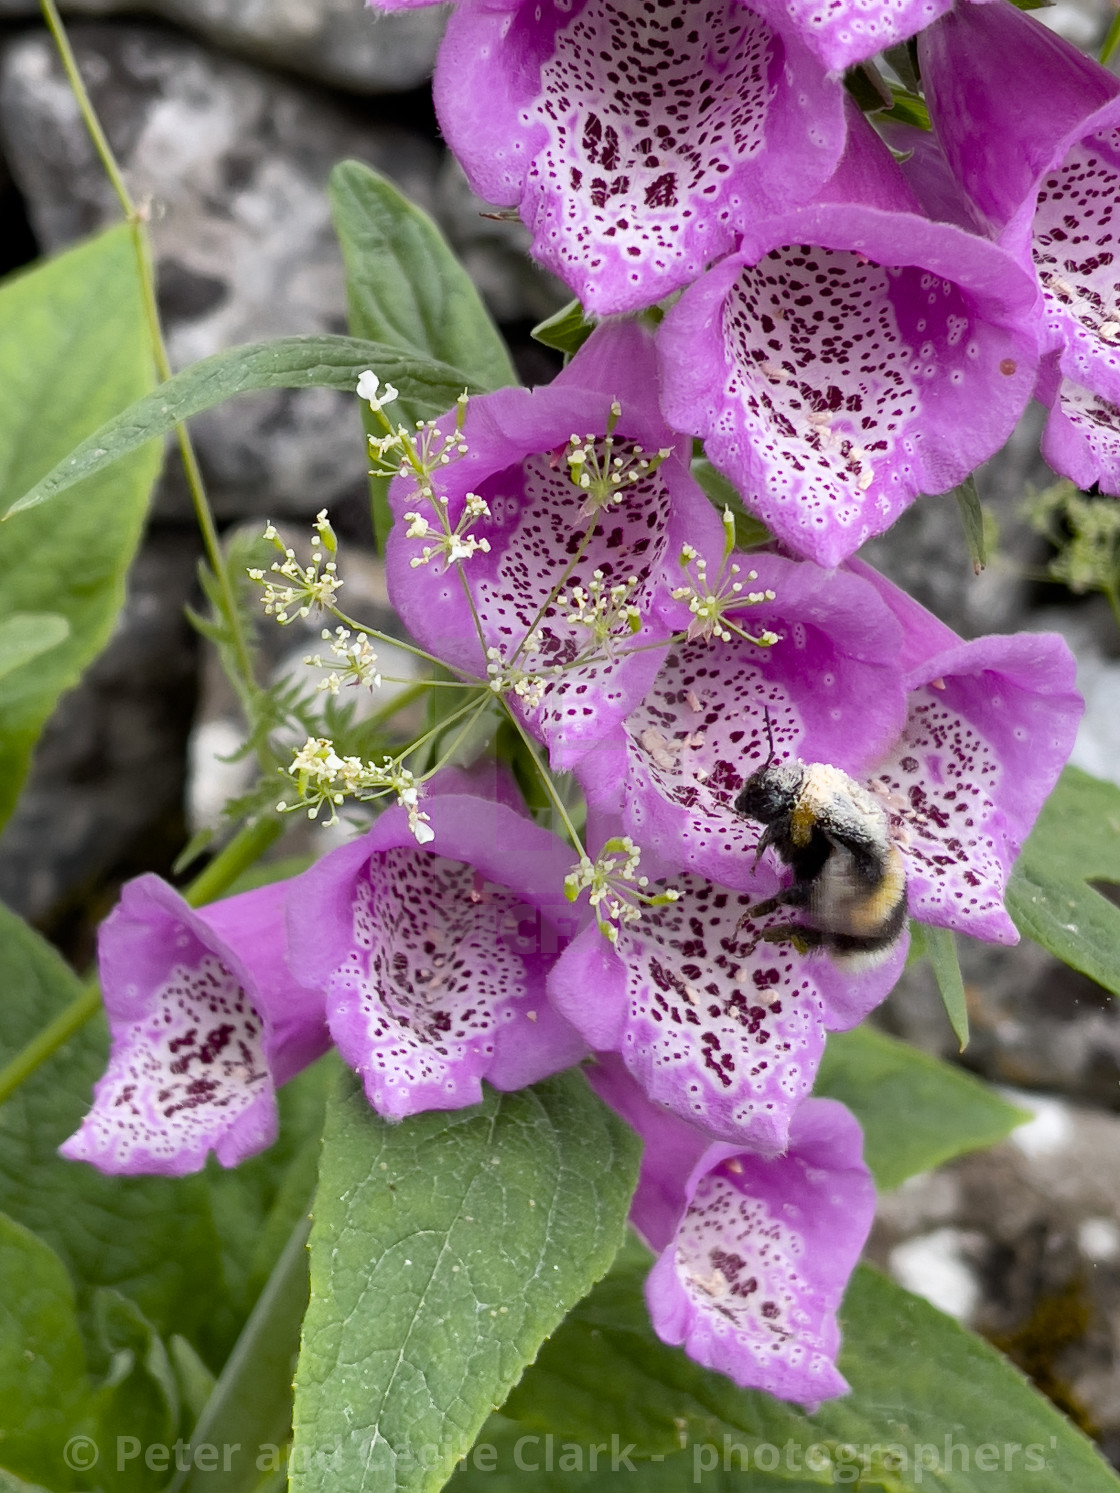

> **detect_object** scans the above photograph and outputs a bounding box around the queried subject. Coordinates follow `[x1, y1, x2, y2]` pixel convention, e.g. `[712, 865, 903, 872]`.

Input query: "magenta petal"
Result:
[549, 873, 828, 1151]
[1039, 354, 1120, 496]
[61, 875, 325, 1176]
[873, 632, 1082, 943]
[287, 790, 586, 1119]
[603, 554, 906, 890]
[586, 1053, 711, 1251]
[751, 0, 951, 74]
[920, 0, 1120, 241]
[435, 0, 846, 314]
[644, 1097, 874, 1403]
[660, 115, 1040, 567]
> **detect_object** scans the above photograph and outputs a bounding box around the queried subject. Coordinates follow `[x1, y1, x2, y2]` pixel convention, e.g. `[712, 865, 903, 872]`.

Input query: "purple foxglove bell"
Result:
[921, 0, 1120, 484]
[658, 103, 1041, 567]
[423, 0, 847, 314]
[385, 322, 724, 773]
[589, 1056, 874, 1403]
[565, 554, 1078, 1050]
[61, 875, 329, 1177]
[286, 779, 586, 1119]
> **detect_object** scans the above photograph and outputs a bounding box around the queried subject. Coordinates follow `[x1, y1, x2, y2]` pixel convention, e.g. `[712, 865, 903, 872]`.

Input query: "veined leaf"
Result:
[329, 159, 515, 546]
[330, 160, 516, 394]
[0, 225, 161, 827]
[0, 614, 68, 682]
[1007, 766, 1120, 998]
[815, 1024, 1022, 1190]
[0, 1212, 96, 1491]
[290, 1067, 640, 1493]
[6, 334, 482, 520]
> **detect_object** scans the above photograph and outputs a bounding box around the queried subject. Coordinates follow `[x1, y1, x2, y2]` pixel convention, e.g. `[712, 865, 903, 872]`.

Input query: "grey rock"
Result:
[0, 0, 447, 96]
[0, 25, 441, 520]
[870, 1095, 1120, 1462]
[0, 534, 199, 940]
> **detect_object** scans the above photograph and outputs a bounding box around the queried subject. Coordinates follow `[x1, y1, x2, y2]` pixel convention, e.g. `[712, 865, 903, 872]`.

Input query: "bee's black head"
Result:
[733, 763, 801, 826]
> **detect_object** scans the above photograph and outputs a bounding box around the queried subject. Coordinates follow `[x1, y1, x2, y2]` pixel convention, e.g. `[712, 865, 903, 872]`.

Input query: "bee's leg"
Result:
[758, 923, 825, 955]
[736, 883, 809, 934]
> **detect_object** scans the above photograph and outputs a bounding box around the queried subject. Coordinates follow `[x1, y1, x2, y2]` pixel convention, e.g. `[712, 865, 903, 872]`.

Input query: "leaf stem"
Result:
[39, 0, 258, 697]
[503, 705, 586, 858]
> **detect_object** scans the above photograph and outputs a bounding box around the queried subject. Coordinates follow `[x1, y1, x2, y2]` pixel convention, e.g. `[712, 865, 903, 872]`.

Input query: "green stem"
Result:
[503, 705, 586, 858]
[40, 0, 259, 702]
[182, 816, 283, 907]
[0, 976, 102, 1108]
[0, 815, 284, 1107]
[326, 607, 469, 674]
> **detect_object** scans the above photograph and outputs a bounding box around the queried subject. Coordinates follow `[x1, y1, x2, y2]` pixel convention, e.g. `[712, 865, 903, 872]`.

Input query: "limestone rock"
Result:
[0, 24, 440, 519]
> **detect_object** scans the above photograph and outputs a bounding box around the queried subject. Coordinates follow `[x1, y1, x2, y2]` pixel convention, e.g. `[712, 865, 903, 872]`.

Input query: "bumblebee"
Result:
[733, 722, 907, 967]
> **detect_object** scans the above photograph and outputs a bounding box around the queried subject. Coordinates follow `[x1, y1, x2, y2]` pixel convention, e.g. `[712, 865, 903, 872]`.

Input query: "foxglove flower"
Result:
[551, 554, 1080, 1144]
[286, 778, 586, 1118]
[659, 104, 1040, 567]
[550, 835, 855, 1151]
[385, 323, 724, 772]
[920, 0, 1120, 491]
[61, 876, 329, 1176]
[391, 0, 847, 314]
[589, 1057, 874, 1403]
[588, 552, 1080, 946]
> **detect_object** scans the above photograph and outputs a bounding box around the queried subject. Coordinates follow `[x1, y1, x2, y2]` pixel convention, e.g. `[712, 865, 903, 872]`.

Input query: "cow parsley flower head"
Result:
[385, 322, 725, 772]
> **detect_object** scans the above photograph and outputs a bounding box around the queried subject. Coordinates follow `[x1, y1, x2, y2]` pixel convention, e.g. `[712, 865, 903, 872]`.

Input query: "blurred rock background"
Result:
[0, 0, 1119, 1460]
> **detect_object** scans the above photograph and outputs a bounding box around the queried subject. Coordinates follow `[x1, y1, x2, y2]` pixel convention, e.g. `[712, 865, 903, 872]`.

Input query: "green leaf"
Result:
[203, 1057, 328, 1317]
[923, 925, 971, 1050]
[90, 1290, 179, 1491]
[691, 458, 771, 548]
[330, 160, 516, 394]
[168, 1217, 312, 1493]
[0, 1212, 96, 1490]
[0, 902, 237, 1367]
[290, 1067, 641, 1493]
[1007, 766, 1120, 997]
[531, 300, 597, 358]
[815, 1024, 1022, 1190]
[448, 1415, 818, 1492]
[0, 614, 69, 682]
[0, 225, 161, 828]
[329, 159, 515, 548]
[1103, 6, 1120, 64]
[501, 1253, 1120, 1493]
[5, 334, 483, 520]
[953, 474, 987, 575]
